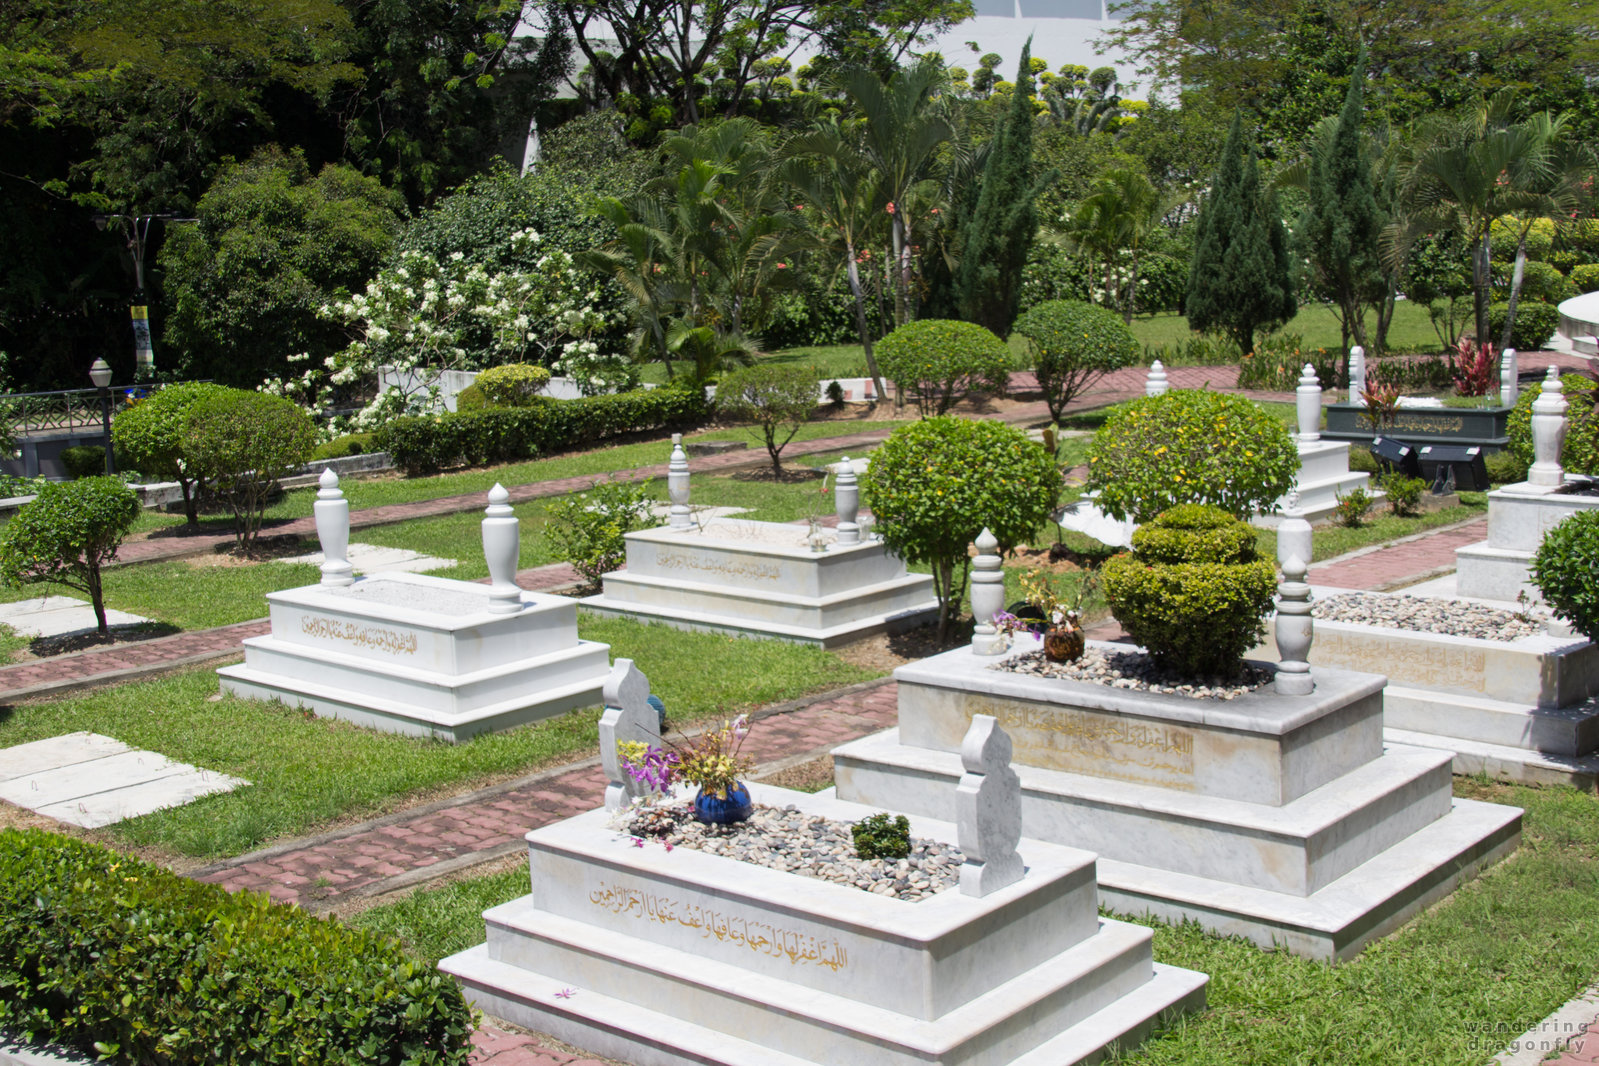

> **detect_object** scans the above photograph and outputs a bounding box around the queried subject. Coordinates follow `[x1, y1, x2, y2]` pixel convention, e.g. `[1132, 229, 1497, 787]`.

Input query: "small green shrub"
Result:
[824, 379, 847, 406]
[875, 319, 1012, 416]
[715, 363, 819, 477]
[183, 388, 316, 550]
[1101, 504, 1277, 677]
[543, 476, 654, 586]
[1494, 260, 1576, 304]
[1348, 446, 1379, 475]
[1485, 449, 1529, 485]
[0, 827, 472, 1064]
[1333, 487, 1374, 526]
[1570, 263, 1599, 292]
[852, 812, 911, 860]
[1506, 373, 1599, 476]
[0, 477, 139, 635]
[454, 383, 490, 411]
[1380, 473, 1426, 515]
[864, 417, 1061, 637]
[475, 363, 552, 407]
[1235, 336, 1342, 392]
[1084, 390, 1298, 524]
[110, 381, 230, 525]
[312, 432, 377, 460]
[1012, 299, 1140, 422]
[59, 444, 107, 479]
[1488, 301, 1560, 350]
[1531, 510, 1599, 641]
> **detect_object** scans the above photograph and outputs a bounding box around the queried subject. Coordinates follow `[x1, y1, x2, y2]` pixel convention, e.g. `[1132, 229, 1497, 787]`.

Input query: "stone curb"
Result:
[1494, 982, 1599, 1065]
[0, 637, 257, 704]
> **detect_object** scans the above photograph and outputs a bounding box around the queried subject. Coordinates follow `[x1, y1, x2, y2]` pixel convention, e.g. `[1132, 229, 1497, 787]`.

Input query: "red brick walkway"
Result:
[1308, 518, 1489, 591]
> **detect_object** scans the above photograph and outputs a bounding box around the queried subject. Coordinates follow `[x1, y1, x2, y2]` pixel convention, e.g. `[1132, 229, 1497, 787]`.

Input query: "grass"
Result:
[1292, 500, 1488, 563]
[0, 557, 323, 629]
[1128, 301, 1443, 355]
[352, 780, 1599, 1066]
[0, 623, 27, 666]
[0, 617, 878, 860]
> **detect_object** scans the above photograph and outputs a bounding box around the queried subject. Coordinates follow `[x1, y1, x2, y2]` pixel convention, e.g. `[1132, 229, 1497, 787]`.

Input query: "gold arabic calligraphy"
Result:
[300, 615, 419, 656]
[984, 704, 1195, 777]
[655, 549, 781, 582]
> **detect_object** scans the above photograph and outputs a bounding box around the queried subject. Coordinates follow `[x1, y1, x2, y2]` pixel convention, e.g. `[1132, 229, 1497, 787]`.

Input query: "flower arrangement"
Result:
[992, 568, 1096, 639]
[617, 716, 755, 803]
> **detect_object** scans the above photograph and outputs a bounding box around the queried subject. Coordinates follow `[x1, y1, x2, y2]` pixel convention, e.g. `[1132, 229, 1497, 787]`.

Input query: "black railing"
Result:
[1, 382, 209, 436]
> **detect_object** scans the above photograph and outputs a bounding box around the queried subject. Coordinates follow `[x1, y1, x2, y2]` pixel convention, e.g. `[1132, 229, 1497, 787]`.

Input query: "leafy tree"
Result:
[0, 477, 140, 636]
[183, 389, 315, 551]
[1185, 112, 1297, 355]
[1057, 166, 1176, 322]
[109, 381, 229, 525]
[715, 363, 818, 476]
[1012, 300, 1139, 422]
[875, 319, 1011, 416]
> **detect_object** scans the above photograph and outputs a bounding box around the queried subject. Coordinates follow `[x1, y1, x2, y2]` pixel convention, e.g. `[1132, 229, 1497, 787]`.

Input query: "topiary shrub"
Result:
[58, 444, 107, 480]
[1486, 449, 1529, 485]
[875, 319, 1012, 416]
[0, 827, 473, 1064]
[1531, 510, 1599, 641]
[111, 382, 232, 525]
[312, 432, 376, 461]
[864, 417, 1061, 638]
[1084, 390, 1298, 524]
[1492, 261, 1576, 305]
[1506, 372, 1599, 475]
[1570, 263, 1599, 293]
[1487, 301, 1560, 350]
[454, 383, 490, 411]
[1012, 299, 1140, 422]
[1101, 504, 1277, 677]
[714, 363, 819, 477]
[0, 477, 139, 635]
[183, 389, 316, 551]
[475, 363, 553, 407]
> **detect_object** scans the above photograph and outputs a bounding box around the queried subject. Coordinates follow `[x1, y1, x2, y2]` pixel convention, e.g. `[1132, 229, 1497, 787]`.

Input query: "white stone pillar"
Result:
[1296, 364, 1322, 446]
[667, 433, 692, 529]
[1145, 360, 1169, 397]
[834, 456, 861, 546]
[313, 468, 354, 587]
[600, 659, 657, 811]
[482, 483, 522, 614]
[1500, 348, 1519, 409]
[957, 715, 1024, 897]
[1528, 365, 1569, 489]
[1348, 346, 1365, 405]
[1274, 492, 1314, 696]
[969, 529, 1006, 656]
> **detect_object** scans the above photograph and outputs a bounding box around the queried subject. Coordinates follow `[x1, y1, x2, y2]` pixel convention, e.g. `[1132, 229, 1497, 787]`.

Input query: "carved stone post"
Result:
[1347, 346, 1365, 405]
[1145, 360, 1169, 397]
[834, 456, 861, 546]
[957, 715, 1024, 897]
[314, 468, 354, 587]
[482, 483, 522, 614]
[1296, 364, 1322, 446]
[1274, 492, 1314, 696]
[1528, 365, 1569, 489]
[667, 433, 692, 529]
[600, 659, 657, 811]
[969, 529, 1006, 656]
[1500, 348, 1519, 409]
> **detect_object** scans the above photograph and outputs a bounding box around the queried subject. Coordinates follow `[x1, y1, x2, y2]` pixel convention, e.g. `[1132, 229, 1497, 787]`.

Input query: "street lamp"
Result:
[89, 358, 115, 475]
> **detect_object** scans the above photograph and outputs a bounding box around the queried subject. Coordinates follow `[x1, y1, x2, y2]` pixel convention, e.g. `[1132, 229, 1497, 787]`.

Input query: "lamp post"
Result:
[89, 358, 114, 475]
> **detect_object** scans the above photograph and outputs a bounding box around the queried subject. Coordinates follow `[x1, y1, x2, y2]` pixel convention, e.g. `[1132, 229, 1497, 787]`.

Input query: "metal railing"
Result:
[1, 381, 207, 437]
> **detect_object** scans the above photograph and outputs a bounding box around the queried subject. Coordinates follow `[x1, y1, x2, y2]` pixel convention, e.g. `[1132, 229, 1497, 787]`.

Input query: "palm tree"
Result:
[1492, 120, 1592, 350]
[580, 196, 683, 374]
[1057, 167, 1177, 323]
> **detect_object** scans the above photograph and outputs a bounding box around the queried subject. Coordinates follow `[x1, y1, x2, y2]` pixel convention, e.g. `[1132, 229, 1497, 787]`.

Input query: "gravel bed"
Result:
[1314, 591, 1543, 641]
[991, 647, 1273, 700]
[622, 803, 963, 902]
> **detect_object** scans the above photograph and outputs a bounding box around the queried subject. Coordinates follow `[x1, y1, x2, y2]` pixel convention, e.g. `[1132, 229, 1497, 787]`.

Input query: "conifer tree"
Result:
[1186, 112, 1297, 355]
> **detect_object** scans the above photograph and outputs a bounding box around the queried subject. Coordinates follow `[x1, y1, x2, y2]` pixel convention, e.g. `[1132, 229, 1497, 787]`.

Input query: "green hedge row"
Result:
[379, 386, 710, 475]
[0, 828, 473, 1064]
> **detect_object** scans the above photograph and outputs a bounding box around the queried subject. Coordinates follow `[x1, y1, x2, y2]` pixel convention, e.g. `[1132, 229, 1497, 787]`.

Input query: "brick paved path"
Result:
[1308, 517, 1488, 591]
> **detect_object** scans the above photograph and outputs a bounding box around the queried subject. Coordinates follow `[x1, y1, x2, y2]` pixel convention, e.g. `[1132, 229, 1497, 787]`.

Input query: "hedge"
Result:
[379, 385, 710, 475]
[0, 828, 473, 1064]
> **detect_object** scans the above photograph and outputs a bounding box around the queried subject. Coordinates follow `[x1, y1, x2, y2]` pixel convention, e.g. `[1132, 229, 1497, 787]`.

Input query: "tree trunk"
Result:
[1471, 233, 1492, 343]
[87, 564, 108, 636]
[180, 475, 200, 526]
[1498, 233, 1530, 352]
[846, 250, 888, 401]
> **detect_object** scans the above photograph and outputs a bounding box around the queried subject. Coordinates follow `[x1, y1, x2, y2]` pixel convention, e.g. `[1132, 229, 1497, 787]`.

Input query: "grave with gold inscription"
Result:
[217, 478, 610, 741]
[582, 441, 937, 646]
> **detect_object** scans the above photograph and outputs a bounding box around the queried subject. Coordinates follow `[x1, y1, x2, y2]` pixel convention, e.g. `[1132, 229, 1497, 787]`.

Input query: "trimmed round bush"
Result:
[58, 445, 107, 480]
[1012, 299, 1140, 422]
[1506, 372, 1599, 475]
[475, 363, 552, 407]
[111, 382, 232, 525]
[1531, 510, 1599, 641]
[875, 319, 1012, 416]
[1570, 263, 1599, 293]
[1488, 301, 1560, 350]
[1084, 390, 1298, 524]
[184, 389, 316, 550]
[864, 417, 1061, 635]
[1492, 261, 1577, 305]
[715, 362, 819, 477]
[0, 477, 140, 635]
[312, 432, 376, 461]
[1491, 216, 1555, 262]
[1102, 504, 1277, 677]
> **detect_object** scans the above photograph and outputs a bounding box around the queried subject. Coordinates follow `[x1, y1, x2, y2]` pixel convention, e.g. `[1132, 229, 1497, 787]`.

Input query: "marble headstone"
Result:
[957, 714, 1025, 897]
[599, 659, 657, 811]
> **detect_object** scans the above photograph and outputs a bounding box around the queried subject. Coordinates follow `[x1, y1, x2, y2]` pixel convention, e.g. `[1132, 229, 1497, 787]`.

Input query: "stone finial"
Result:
[969, 529, 1006, 657]
[1274, 491, 1314, 696]
[834, 456, 861, 546]
[600, 659, 658, 811]
[313, 468, 354, 587]
[482, 483, 522, 614]
[668, 433, 692, 529]
[1348, 346, 1365, 405]
[1296, 364, 1322, 445]
[957, 715, 1024, 897]
[1500, 348, 1519, 409]
[1145, 360, 1169, 397]
[1528, 365, 1568, 489]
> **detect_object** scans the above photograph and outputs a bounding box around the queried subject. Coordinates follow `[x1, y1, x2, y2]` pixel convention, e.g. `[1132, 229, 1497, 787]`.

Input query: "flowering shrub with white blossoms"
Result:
[262, 228, 620, 432]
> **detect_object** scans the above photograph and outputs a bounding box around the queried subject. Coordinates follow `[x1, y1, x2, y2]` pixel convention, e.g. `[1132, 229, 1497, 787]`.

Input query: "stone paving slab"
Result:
[281, 541, 458, 575]
[0, 597, 150, 638]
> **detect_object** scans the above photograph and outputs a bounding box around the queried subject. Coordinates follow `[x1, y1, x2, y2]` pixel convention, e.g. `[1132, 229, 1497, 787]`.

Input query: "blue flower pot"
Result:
[693, 782, 753, 824]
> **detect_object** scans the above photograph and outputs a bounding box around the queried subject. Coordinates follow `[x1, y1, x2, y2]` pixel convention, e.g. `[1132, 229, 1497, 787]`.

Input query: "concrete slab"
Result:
[0, 596, 150, 637]
[35, 768, 242, 829]
[0, 733, 246, 828]
[0, 731, 129, 782]
[281, 541, 457, 575]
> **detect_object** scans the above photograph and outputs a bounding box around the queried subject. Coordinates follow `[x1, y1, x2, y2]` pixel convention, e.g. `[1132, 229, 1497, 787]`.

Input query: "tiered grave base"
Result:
[1455, 483, 1599, 602]
[441, 785, 1207, 1066]
[217, 572, 610, 742]
[1262, 440, 1375, 526]
[832, 647, 1521, 960]
[583, 518, 938, 647]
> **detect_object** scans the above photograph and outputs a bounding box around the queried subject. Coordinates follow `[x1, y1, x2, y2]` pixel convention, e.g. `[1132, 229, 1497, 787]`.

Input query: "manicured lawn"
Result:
[0, 557, 323, 629]
[1128, 300, 1443, 355]
[0, 617, 879, 860]
[352, 780, 1593, 1066]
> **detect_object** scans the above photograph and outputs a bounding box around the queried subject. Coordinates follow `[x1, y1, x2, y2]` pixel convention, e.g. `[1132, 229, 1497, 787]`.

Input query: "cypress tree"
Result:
[954, 42, 1048, 336]
[1186, 112, 1297, 355]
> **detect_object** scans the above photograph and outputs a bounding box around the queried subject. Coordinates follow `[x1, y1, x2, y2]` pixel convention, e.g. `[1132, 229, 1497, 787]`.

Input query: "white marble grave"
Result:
[1263, 362, 1374, 526]
[218, 481, 611, 741]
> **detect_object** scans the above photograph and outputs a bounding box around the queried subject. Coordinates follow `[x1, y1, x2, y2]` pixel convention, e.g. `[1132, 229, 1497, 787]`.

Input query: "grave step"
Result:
[581, 589, 937, 648]
[1383, 684, 1599, 757]
[588, 568, 938, 630]
[1386, 726, 1599, 790]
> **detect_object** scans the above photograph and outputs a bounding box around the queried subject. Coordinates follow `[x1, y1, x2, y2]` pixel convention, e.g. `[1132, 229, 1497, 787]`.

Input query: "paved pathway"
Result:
[1308, 517, 1489, 591]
